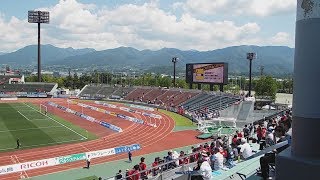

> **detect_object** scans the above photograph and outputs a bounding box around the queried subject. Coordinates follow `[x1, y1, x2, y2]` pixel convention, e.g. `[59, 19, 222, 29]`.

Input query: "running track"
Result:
[0, 99, 204, 179]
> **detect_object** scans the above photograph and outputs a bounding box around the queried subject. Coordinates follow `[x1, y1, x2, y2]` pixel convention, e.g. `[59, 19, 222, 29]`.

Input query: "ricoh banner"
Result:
[0, 144, 141, 176]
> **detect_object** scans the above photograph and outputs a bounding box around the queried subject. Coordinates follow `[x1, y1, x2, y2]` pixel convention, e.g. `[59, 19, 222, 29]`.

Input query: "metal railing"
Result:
[104, 148, 204, 180]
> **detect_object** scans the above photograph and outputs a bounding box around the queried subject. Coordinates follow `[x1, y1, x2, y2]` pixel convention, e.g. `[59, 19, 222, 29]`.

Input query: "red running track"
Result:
[0, 99, 204, 179]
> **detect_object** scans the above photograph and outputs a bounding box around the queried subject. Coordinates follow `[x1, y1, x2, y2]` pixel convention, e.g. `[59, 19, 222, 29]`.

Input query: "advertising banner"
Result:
[96, 101, 161, 119]
[19, 158, 58, 171]
[114, 144, 141, 154]
[56, 153, 86, 164]
[71, 100, 155, 127]
[125, 104, 154, 111]
[86, 148, 115, 159]
[0, 143, 141, 175]
[0, 158, 58, 175]
[47, 102, 122, 132]
[0, 164, 18, 175]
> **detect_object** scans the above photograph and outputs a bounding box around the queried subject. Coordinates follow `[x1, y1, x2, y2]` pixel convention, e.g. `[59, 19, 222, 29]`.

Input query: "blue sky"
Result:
[0, 0, 296, 52]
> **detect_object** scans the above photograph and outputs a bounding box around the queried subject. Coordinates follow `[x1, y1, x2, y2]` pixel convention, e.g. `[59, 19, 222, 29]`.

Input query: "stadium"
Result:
[0, 61, 293, 180]
[0, 1, 319, 180]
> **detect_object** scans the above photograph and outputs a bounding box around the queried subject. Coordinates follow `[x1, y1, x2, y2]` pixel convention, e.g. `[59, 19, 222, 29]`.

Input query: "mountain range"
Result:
[0, 44, 294, 75]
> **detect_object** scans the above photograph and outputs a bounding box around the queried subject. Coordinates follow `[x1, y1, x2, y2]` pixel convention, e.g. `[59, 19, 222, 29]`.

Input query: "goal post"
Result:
[39, 104, 48, 115]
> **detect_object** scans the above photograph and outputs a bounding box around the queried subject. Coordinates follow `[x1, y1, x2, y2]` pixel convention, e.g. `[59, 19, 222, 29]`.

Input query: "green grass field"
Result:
[0, 103, 96, 152]
[159, 109, 195, 127]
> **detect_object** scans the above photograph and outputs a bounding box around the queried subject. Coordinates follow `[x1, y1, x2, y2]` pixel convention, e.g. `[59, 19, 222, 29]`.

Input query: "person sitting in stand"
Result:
[239, 138, 253, 160]
[211, 148, 224, 171]
[178, 151, 189, 165]
[258, 126, 290, 179]
[116, 170, 123, 179]
[129, 165, 140, 180]
[236, 130, 243, 139]
[151, 157, 160, 176]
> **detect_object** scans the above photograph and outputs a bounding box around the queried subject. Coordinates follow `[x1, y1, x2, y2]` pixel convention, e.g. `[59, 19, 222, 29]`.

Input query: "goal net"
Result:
[39, 104, 48, 115]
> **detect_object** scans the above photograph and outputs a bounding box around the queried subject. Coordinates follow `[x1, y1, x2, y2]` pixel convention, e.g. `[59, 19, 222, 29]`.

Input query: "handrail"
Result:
[104, 148, 204, 180]
[245, 140, 288, 160]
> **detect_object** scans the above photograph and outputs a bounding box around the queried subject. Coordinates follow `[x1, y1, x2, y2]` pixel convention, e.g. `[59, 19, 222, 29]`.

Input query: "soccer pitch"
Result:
[0, 103, 94, 152]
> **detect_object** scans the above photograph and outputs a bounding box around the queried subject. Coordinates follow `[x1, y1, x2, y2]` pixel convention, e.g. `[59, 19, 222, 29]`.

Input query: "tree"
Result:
[254, 76, 278, 101]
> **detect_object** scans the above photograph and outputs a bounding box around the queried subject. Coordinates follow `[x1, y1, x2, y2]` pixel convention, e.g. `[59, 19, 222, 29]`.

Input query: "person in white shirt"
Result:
[199, 159, 213, 180]
[239, 138, 253, 159]
[86, 155, 91, 169]
[266, 127, 275, 147]
[211, 148, 224, 170]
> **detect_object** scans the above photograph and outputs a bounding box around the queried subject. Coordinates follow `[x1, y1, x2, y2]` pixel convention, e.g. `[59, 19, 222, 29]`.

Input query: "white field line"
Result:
[0, 139, 82, 151]
[17, 111, 31, 121]
[23, 103, 87, 140]
[0, 126, 63, 133]
[30, 118, 51, 121]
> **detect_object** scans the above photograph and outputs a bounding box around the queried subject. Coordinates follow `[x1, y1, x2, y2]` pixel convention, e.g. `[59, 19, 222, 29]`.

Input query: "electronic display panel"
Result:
[186, 63, 228, 85]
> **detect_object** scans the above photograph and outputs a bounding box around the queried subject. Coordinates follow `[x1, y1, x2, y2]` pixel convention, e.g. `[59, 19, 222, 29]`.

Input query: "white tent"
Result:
[262, 105, 276, 110]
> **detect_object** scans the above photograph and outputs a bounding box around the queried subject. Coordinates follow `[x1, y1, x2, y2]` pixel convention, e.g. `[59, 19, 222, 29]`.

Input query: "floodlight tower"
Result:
[246, 52, 256, 97]
[172, 57, 178, 87]
[28, 10, 49, 82]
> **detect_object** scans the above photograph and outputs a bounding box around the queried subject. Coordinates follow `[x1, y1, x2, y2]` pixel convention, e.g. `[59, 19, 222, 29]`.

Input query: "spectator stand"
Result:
[102, 140, 289, 180]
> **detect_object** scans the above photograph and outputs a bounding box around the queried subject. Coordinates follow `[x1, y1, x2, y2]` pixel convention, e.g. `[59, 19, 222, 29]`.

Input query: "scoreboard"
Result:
[186, 63, 228, 85]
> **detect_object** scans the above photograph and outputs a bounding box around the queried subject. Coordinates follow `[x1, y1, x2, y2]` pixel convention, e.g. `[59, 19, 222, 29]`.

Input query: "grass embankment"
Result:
[159, 109, 197, 131]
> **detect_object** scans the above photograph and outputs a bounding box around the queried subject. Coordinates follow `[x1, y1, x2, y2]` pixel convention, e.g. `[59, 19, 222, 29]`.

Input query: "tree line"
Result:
[25, 72, 293, 101]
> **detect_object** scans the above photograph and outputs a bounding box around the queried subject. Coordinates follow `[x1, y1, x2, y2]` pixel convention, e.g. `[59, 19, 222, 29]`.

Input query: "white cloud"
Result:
[270, 32, 291, 45]
[181, 0, 296, 17]
[0, 0, 293, 52]
[0, 15, 35, 52]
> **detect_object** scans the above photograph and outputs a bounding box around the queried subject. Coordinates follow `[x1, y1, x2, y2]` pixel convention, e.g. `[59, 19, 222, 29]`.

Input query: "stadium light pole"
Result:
[246, 53, 256, 97]
[28, 10, 49, 82]
[172, 57, 178, 88]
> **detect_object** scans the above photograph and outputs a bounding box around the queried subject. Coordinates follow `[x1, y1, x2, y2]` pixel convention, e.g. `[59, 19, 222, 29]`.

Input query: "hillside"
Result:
[0, 45, 294, 74]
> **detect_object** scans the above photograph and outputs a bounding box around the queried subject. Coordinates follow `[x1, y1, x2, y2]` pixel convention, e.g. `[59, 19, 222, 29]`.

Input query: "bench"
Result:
[212, 153, 262, 179]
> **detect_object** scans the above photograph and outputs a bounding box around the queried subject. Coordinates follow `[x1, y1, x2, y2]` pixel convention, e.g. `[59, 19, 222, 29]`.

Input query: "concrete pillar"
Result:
[197, 84, 201, 90]
[276, 0, 320, 179]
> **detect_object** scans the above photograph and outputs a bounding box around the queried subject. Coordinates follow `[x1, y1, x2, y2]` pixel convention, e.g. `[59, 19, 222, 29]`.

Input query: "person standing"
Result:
[86, 155, 91, 169]
[16, 138, 21, 149]
[128, 151, 132, 162]
[139, 157, 148, 179]
[116, 170, 123, 179]
[243, 125, 250, 141]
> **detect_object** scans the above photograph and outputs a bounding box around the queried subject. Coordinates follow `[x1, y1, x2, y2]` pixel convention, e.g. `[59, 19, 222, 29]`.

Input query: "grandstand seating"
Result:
[79, 85, 240, 115]
[124, 87, 153, 101]
[112, 86, 135, 97]
[79, 85, 119, 98]
[182, 93, 240, 113]
[141, 88, 167, 102]
[0, 83, 56, 93]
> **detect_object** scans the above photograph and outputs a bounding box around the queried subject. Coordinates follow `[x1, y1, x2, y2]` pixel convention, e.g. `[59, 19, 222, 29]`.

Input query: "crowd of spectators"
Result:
[110, 109, 292, 180]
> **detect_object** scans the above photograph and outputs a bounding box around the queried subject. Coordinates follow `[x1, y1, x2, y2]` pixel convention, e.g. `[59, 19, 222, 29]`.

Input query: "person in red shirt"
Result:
[257, 125, 263, 143]
[128, 165, 140, 180]
[232, 135, 238, 146]
[236, 130, 243, 138]
[151, 157, 160, 176]
[179, 151, 189, 165]
[139, 157, 148, 179]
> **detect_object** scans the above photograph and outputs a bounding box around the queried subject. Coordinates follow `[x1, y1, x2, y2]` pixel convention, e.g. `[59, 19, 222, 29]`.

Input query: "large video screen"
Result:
[186, 63, 228, 84]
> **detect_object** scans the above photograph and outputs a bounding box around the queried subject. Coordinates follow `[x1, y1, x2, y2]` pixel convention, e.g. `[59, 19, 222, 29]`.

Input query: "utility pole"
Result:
[172, 57, 178, 88]
[246, 53, 256, 97]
